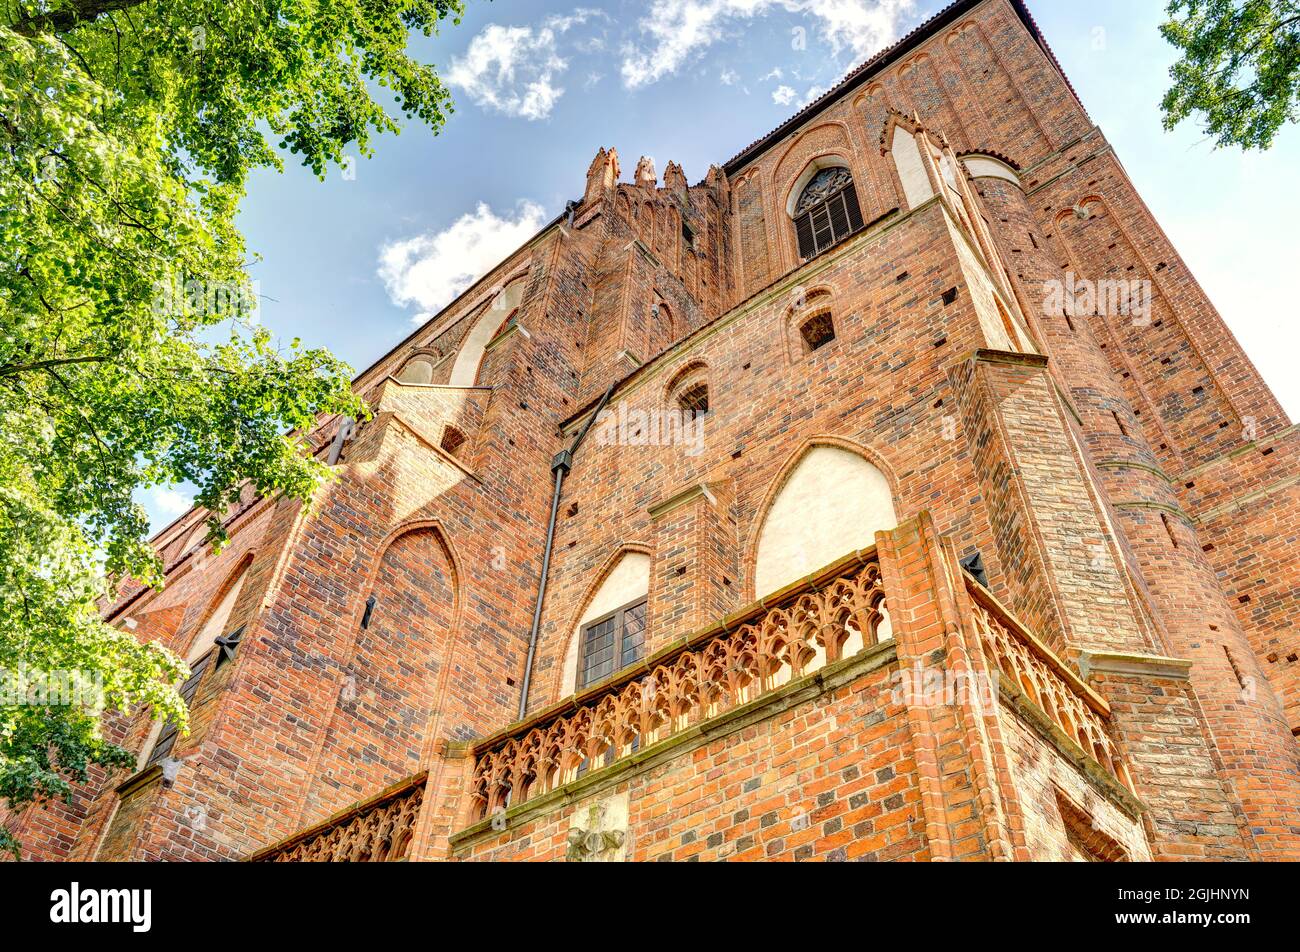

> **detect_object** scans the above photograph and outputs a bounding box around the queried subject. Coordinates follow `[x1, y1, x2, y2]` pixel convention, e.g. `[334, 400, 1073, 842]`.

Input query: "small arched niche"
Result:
[799, 312, 836, 353]
[397, 355, 436, 385]
[562, 552, 651, 693]
[440, 425, 467, 458]
[753, 445, 898, 599]
[666, 361, 711, 420]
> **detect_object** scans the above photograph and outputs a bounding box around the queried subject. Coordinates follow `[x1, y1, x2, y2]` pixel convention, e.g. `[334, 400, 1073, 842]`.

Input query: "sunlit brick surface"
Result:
[12, 0, 1298, 862]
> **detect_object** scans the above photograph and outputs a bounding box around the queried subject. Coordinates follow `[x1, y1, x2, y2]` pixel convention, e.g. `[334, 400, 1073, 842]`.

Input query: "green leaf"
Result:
[1161, 0, 1300, 150]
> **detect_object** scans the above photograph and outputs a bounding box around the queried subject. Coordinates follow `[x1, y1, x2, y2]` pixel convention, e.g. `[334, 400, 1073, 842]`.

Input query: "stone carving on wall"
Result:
[565, 793, 630, 862]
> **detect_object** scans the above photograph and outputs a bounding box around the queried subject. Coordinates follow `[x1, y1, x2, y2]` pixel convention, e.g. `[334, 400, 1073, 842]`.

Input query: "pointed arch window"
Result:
[143, 651, 214, 769]
[793, 167, 865, 260]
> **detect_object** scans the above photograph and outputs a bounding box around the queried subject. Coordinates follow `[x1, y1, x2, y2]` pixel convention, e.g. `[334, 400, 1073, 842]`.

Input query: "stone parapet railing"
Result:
[250, 773, 425, 862]
[966, 580, 1134, 794]
[467, 549, 890, 822]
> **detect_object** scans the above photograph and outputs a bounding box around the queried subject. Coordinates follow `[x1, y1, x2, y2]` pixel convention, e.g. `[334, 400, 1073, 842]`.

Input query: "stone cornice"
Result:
[648, 482, 719, 521]
[1073, 650, 1193, 682]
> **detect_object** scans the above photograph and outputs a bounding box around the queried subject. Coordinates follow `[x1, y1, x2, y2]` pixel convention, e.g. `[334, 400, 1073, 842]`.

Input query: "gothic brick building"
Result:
[12, 0, 1300, 862]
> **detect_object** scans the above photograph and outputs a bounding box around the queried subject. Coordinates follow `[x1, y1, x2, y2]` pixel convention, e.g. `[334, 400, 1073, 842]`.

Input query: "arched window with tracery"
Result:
[793, 167, 865, 260]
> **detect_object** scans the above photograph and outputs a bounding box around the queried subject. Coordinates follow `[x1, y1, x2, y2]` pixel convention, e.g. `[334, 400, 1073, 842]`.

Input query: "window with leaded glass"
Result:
[793, 167, 865, 260]
[578, 598, 648, 689]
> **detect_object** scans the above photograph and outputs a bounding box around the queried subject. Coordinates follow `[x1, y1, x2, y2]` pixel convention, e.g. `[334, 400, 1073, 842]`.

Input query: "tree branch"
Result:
[9, 0, 149, 36]
[0, 355, 110, 377]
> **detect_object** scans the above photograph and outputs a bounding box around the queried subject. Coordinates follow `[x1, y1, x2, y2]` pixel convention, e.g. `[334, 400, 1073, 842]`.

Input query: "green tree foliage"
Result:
[0, 0, 467, 855]
[1162, 0, 1300, 149]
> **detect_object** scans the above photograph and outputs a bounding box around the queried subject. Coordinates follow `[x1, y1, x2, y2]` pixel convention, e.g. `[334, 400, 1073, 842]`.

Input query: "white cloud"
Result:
[378, 201, 550, 323]
[720, 68, 739, 85]
[807, 0, 916, 60]
[801, 84, 826, 106]
[772, 85, 796, 105]
[621, 0, 917, 89]
[762, 67, 785, 81]
[448, 11, 602, 120]
[150, 486, 193, 518]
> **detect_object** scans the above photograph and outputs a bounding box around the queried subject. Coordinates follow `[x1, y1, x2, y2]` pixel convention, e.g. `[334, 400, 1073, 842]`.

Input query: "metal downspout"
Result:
[517, 383, 617, 719]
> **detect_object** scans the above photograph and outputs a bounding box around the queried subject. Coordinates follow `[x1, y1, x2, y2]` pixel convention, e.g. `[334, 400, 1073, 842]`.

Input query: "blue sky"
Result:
[141, 0, 1300, 529]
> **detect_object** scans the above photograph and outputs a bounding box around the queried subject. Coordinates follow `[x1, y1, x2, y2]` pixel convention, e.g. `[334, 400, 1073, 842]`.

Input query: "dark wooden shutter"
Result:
[145, 650, 213, 768]
[810, 205, 833, 254]
[843, 184, 864, 233]
[827, 192, 850, 243]
[795, 176, 865, 260]
[795, 211, 816, 259]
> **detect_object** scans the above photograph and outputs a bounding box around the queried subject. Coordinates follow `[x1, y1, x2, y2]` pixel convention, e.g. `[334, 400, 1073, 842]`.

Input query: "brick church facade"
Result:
[10, 0, 1300, 861]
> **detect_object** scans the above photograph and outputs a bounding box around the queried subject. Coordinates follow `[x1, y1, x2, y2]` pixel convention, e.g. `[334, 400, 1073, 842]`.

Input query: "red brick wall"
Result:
[15, 0, 1298, 863]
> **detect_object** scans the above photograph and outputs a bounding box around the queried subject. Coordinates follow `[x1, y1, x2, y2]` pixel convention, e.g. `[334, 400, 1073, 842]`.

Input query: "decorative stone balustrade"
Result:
[251, 774, 424, 862]
[966, 581, 1134, 794]
[468, 550, 890, 822]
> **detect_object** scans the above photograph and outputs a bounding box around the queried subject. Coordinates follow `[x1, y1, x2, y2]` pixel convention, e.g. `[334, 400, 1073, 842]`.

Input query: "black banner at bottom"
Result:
[0, 859, 1276, 940]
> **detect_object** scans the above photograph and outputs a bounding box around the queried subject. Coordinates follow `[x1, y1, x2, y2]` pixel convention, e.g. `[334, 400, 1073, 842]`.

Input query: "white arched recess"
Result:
[961, 154, 1020, 186]
[397, 355, 435, 384]
[753, 445, 897, 641]
[448, 279, 526, 387]
[888, 125, 934, 210]
[561, 552, 650, 693]
[187, 565, 249, 663]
